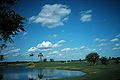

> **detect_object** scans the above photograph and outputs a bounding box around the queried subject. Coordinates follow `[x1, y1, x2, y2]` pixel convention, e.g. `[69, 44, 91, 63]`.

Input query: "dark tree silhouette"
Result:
[100, 57, 108, 65]
[0, 55, 5, 62]
[115, 58, 119, 64]
[43, 58, 47, 62]
[50, 59, 54, 62]
[0, 0, 25, 49]
[86, 52, 99, 65]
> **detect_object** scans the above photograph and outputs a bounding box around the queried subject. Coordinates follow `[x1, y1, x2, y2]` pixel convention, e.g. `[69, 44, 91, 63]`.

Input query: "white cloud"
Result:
[98, 43, 107, 47]
[115, 44, 120, 46]
[52, 34, 58, 38]
[23, 32, 28, 36]
[94, 38, 107, 42]
[52, 51, 59, 54]
[8, 48, 20, 53]
[80, 46, 86, 50]
[49, 34, 58, 38]
[27, 40, 66, 53]
[58, 40, 66, 45]
[37, 41, 53, 49]
[12, 53, 22, 57]
[29, 4, 71, 28]
[59, 53, 63, 56]
[92, 49, 96, 51]
[111, 38, 119, 42]
[28, 47, 39, 52]
[80, 10, 92, 22]
[94, 38, 100, 41]
[53, 40, 66, 48]
[61, 48, 71, 52]
[61, 47, 78, 52]
[37, 40, 65, 49]
[116, 34, 120, 37]
[112, 47, 120, 50]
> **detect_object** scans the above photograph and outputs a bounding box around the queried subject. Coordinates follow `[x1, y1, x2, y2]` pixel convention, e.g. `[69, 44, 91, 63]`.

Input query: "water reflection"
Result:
[38, 69, 44, 79]
[0, 66, 86, 80]
[28, 68, 44, 80]
[0, 74, 3, 80]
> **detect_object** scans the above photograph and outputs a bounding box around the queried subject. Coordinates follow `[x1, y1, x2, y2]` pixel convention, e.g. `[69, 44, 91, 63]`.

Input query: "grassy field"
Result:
[35, 61, 120, 80]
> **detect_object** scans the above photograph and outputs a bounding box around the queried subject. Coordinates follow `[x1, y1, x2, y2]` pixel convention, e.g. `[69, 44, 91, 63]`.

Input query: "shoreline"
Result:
[1, 62, 120, 80]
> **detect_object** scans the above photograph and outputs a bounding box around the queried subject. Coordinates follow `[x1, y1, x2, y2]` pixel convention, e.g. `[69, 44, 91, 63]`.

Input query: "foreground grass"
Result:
[35, 61, 120, 80]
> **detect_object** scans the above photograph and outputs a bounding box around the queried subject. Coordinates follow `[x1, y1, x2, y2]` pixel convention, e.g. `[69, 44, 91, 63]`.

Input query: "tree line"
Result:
[86, 52, 120, 65]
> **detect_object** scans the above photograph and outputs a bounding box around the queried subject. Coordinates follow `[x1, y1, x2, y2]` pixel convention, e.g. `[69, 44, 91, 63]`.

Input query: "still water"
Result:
[0, 66, 86, 80]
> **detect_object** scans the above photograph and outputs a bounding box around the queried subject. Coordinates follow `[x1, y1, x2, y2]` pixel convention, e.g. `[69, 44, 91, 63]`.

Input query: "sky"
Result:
[1, 0, 120, 62]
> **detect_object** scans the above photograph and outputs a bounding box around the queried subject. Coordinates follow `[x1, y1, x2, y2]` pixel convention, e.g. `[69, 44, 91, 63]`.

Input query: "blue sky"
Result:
[1, 0, 120, 62]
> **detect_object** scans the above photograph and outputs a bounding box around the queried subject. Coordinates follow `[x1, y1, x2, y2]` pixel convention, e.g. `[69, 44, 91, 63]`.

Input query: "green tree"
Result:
[0, 0, 25, 49]
[38, 53, 44, 62]
[86, 52, 99, 65]
[100, 57, 108, 65]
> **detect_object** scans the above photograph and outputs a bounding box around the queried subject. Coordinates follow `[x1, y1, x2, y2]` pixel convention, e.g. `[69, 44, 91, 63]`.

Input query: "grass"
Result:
[35, 61, 120, 80]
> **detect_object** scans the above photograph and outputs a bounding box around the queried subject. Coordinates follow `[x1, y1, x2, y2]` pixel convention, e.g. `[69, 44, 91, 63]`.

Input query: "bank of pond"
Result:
[0, 66, 86, 80]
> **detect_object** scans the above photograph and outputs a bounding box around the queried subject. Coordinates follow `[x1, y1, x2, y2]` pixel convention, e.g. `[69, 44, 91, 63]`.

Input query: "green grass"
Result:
[35, 61, 120, 80]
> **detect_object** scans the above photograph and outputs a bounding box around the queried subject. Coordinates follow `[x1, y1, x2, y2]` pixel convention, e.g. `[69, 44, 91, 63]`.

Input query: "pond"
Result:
[0, 66, 86, 80]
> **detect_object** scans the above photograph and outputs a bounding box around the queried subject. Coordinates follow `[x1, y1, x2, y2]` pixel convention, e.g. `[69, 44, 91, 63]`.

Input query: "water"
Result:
[0, 66, 86, 80]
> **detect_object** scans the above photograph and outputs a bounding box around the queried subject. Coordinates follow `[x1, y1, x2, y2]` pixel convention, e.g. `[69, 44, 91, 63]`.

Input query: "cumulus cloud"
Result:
[28, 47, 39, 52]
[53, 40, 65, 48]
[37, 41, 53, 49]
[80, 10, 92, 22]
[28, 40, 66, 53]
[57, 40, 66, 45]
[37, 40, 65, 49]
[29, 4, 71, 28]
[110, 38, 119, 42]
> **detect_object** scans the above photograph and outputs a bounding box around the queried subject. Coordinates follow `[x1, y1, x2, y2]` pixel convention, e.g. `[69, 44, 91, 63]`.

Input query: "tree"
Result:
[50, 59, 54, 62]
[86, 52, 99, 65]
[43, 58, 47, 62]
[100, 57, 108, 65]
[0, 0, 25, 49]
[0, 55, 5, 62]
[38, 53, 44, 62]
[115, 58, 119, 64]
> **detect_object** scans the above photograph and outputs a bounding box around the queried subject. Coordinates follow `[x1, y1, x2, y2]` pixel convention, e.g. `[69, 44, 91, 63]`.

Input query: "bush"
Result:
[100, 57, 109, 65]
[115, 58, 119, 64]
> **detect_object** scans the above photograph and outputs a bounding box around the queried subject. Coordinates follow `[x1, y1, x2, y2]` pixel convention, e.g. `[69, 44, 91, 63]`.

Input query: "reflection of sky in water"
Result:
[0, 66, 86, 80]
